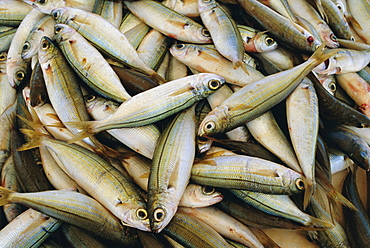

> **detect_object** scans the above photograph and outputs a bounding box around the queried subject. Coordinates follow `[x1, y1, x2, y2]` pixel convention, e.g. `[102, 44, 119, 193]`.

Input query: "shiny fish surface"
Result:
[54, 23, 132, 102]
[68, 73, 225, 141]
[148, 105, 196, 233]
[0, 187, 138, 245]
[19, 130, 151, 231]
[191, 154, 305, 194]
[198, 44, 334, 136]
[124, 0, 212, 44]
[2, 1, 370, 247]
[51, 7, 164, 82]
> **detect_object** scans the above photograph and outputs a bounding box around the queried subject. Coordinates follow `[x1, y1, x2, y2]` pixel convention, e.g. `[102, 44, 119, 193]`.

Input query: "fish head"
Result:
[6, 59, 29, 88]
[198, 105, 230, 137]
[191, 73, 225, 98]
[195, 27, 212, 43]
[51, 7, 70, 24]
[118, 202, 151, 232]
[54, 23, 77, 43]
[169, 43, 194, 59]
[29, 0, 66, 14]
[148, 192, 178, 233]
[38, 36, 59, 65]
[84, 94, 118, 118]
[181, 184, 223, 207]
[252, 33, 278, 53]
[198, 0, 218, 13]
[313, 56, 340, 75]
[281, 169, 306, 194]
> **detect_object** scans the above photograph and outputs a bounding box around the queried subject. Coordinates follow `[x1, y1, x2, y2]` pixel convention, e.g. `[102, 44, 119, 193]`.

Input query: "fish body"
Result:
[69, 73, 225, 141]
[124, 0, 211, 44]
[148, 106, 196, 233]
[198, 44, 333, 136]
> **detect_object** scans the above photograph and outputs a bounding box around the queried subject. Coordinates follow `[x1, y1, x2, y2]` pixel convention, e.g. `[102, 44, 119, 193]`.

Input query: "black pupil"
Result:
[55, 26, 62, 33]
[203, 187, 214, 194]
[297, 180, 304, 188]
[210, 80, 219, 88]
[39, 0, 46, 3]
[267, 38, 273, 45]
[42, 42, 48, 48]
[17, 72, 23, 79]
[202, 29, 210, 36]
[23, 43, 29, 50]
[53, 12, 58, 18]
[86, 95, 95, 102]
[206, 123, 213, 129]
[176, 44, 184, 49]
[156, 212, 163, 220]
[138, 210, 146, 218]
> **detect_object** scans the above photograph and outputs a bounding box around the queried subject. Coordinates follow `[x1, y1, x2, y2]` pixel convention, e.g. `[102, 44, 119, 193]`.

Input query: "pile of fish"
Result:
[1, 0, 370, 247]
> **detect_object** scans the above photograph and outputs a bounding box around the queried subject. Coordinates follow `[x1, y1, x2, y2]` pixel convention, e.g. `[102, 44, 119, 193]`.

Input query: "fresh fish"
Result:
[123, 0, 212, 44]
[148, 106, 196, 233]
[51, 7, 165, 82]
[191, 154, 306, 195]
[198, 44, 334, 137]
[19, 129, 151, 231]
[54, 23, 132, 102]
[68, 73, 225, 142]
[198, 0, 245, 70]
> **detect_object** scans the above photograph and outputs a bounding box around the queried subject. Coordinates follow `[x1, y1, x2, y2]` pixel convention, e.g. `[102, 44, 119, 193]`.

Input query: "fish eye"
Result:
[174, 44, 186, 50]
[37, 0, 47, 5]
[208, 79, 221, 90]
[203, 0, 212, 2]
[204, 121, 216, 132]
[23, 42, 31, 52]
[201, 28, 211, 37]
[136, 209, 148, 220]
[41, 38, 50, 50]
[336, 4, 342, 10]
[85, 95, 96, 103]
[54, 25, 63, 34]
[153, 208, 165, 222]
[295, 178, 305, 190]
[16, 71, 25, 81]
[328, 81, 336, 92]
[0, 52, 6, 61]
[350, 36, 355, 41]
[265, 37, 275, 46]
[330, 33, 338, 42]
[307, 36, 314, 44]
[202, 186, 215, 195]
[52, 10, 60, 19]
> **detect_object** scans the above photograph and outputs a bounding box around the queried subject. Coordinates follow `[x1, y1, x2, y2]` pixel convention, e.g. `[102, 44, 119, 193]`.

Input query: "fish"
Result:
[67, 73, 225, 142]
[198, 44, 335, 137]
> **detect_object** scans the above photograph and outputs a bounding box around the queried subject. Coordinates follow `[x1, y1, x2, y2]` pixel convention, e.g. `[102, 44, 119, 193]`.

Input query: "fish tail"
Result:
[0, 186, 15, 206]
[321, 181, 357, 211]
[303, 177, 314, 210]
[233, 60, 250, 75]
[250, 228, 280, 248]
[148, 69, 166, 84]
[17, 129, 47, 151]
[66, 121, 97, 144]
[306, 43, 339, 71]
[308, 215, 333, 229]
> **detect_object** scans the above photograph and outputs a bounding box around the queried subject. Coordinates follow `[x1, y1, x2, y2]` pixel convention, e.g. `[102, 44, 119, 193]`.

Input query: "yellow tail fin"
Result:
[17, 129, 47, 151]
[0, 186, 15, 206]
[233, 60, 250, 75]
[303, 177, 315, 210]
[64, 121, 96, 144]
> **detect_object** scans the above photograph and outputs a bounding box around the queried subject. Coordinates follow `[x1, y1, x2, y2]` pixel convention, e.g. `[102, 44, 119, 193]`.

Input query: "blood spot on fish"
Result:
[307, 36, 314, 44]
[69, 40, 76, 45]
[168, 34, 177, 39]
